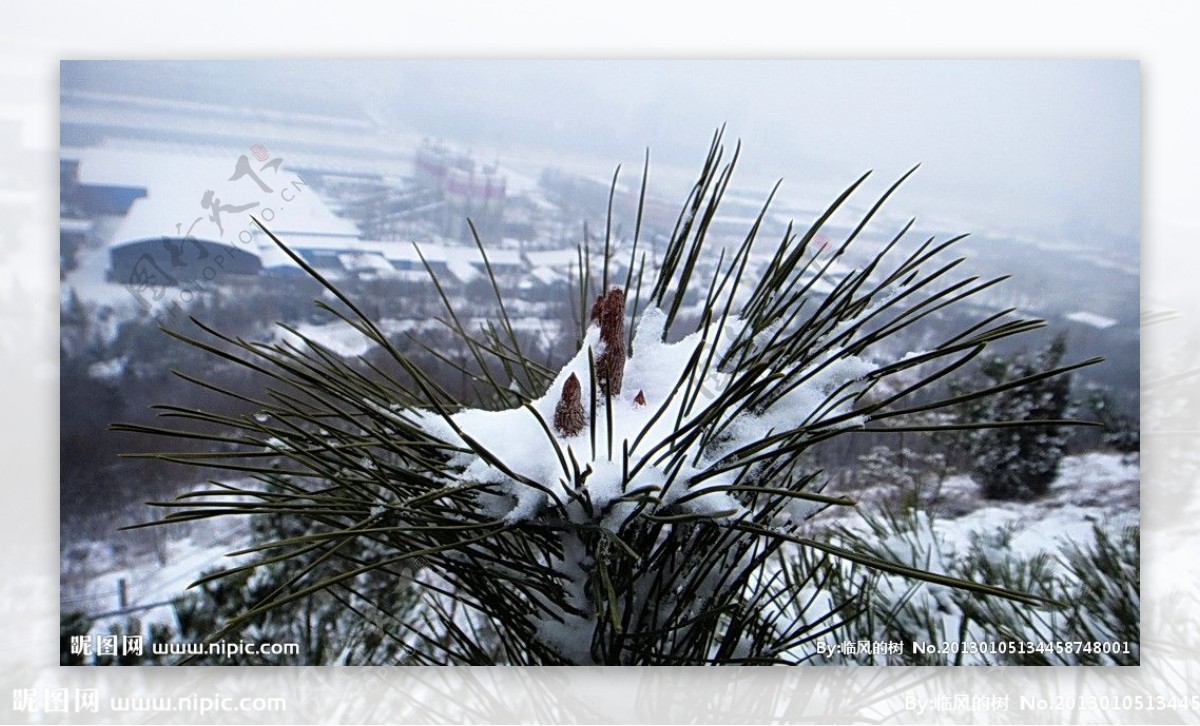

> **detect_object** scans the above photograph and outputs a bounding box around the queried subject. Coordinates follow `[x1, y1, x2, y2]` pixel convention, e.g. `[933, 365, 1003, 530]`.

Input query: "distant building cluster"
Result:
[415, 140, 507, 241]
[58, 142, 586, 300]
[58, 90, 837, 313]
[60, 92, 663, 299]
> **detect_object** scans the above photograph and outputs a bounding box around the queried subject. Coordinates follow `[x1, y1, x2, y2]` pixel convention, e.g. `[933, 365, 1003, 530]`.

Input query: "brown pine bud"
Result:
[596, 287, 626, 396]
[633, 390, 646, 407]
[600, 288, 625, 340]
[554, 373, 586, 437]
[589, 294, 606, 325]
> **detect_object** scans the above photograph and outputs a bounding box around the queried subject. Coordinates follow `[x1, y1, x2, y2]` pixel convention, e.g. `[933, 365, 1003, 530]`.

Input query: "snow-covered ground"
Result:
[272, 315, 563, 360]
[789, 451, 1141, 664]
[60, 451, 1139, 660]
[827, 451, 1139, 562]
[936, 453, 1138, 562]
[61, 514, 255, 639]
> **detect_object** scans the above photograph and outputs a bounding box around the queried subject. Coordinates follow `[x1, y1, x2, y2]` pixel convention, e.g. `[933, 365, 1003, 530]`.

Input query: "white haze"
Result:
[61, 59, 1139, 248]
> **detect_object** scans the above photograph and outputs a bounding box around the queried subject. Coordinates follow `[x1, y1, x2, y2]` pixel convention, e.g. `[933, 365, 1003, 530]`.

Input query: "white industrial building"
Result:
[66, 143, 528, 287]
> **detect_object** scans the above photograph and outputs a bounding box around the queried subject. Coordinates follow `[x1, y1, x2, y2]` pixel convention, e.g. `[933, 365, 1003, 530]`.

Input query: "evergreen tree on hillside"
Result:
[970, 334, 1073, 500]
[1083, 387, 1140, 456]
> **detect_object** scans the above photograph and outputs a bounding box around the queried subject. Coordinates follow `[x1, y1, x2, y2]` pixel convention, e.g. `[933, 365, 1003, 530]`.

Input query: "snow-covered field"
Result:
[934, 453, 1138, 561]
[793, 451, 1141, 664]
[826, 451, 1138, 562]
[61, 516, 255, 638]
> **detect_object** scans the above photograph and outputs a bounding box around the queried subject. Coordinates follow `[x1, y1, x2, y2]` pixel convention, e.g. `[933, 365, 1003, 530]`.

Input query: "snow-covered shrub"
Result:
[177, 475, 431, 664]
[120, 132, 1095, 664]
[967, 335, 1074, 500]
[1082, 387, 1140, 457]
[1054, 523, 1139, 664]
[853, 445, 949, 513]
[819, 509, 1138, 665]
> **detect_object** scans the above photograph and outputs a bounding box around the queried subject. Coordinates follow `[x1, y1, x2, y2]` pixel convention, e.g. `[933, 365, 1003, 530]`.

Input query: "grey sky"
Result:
[389, 60, 1139, 241]
[63, 59, 1139, 242]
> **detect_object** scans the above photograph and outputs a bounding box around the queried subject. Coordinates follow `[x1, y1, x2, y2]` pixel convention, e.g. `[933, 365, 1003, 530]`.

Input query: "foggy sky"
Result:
[62, 60, 1139, 244]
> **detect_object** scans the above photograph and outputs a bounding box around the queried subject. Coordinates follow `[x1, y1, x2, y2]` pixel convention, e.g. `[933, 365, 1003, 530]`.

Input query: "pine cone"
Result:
[553, 373, 586, 437]
[596, 287, 626, 396]
[634, 389, 646, 407]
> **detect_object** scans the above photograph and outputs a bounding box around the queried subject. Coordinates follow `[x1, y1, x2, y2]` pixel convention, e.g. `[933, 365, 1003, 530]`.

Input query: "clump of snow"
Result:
[422, 300, 881, 533]
[406, 299, 894, 661]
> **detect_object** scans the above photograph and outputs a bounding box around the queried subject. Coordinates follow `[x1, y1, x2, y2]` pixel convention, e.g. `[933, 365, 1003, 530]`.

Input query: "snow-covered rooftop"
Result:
[339, 251, 396, 276]
[525, 248, 581, 269]
[365, 240, 448, 265]
[1065, 311, 1118, 329]
[257, 242, 303, 271]
[77, 145, 360, 250]
[60, 218, 92, 234]
[442, 245, 523, 268]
